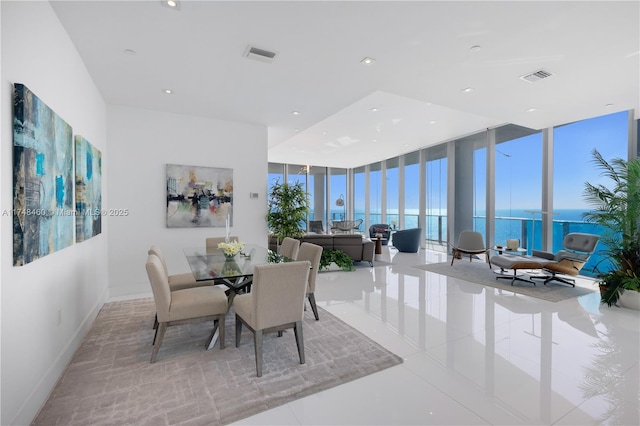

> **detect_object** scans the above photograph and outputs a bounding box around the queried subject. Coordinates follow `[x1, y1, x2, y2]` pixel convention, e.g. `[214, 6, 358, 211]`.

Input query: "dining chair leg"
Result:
[218, 315, 225, 349]
[151, 322, 167, 363]
[254, 330, 264, 377]
[293, 321, 305, 365]
[235, 315, 243, 347]
[307, 293, 319, 320]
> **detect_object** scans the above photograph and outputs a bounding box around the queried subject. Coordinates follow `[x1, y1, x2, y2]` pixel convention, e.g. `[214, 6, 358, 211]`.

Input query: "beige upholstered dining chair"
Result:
[279, 237, 300, 260]
[297, 242, 323, 320]
[205, 236, 239, 252]
[148, 245, 208, 291]
[146, 253, 228, 363]
[449, 231, 491, 268]
[234, 261, 311, 377]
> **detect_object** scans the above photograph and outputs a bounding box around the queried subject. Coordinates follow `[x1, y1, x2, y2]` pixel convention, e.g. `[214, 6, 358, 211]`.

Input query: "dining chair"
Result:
[148, 245, 209, 291]
[297, 242, 323, 320]
[146, 253, 228, 363]
[234, 261, 311, 377]
[205, 236, 239, 252]
[279, 237, 300, 260]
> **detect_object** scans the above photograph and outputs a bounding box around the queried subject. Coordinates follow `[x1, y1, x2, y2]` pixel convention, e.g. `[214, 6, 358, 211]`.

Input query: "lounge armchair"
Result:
[392, 228, 422, 253]
[331, 219, 363, 234]
[450, 230, 491, 268]
[309, 220, 325, 234]
[369, 224, 391, 245]
[530, 232, 600, 287]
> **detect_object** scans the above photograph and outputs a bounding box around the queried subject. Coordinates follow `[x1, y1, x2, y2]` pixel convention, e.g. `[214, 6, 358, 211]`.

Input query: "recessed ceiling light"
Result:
[605, 103, 614, 108]
[370, 107, 379, 112]
[470, 45, 481, 52]
[291, 111, 301, 115]
[461, 87, 474, 93]
[360, 57, 376, 65]
[161, 0, 180, 9]
[294, 128, 299, 132]
[372, 139, 377, 142]
[123, 49, 137, 56]
[526, 107, 537, 112]
[162, 89, 173, 94]
[429, 120, 437, 124]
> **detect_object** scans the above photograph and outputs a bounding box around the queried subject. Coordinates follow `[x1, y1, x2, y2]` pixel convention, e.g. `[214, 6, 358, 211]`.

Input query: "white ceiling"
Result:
[50, 0, 639, 169]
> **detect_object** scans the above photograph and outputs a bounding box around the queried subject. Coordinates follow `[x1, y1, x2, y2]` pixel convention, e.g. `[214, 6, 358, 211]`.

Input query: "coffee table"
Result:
[492, 245, 527, 256]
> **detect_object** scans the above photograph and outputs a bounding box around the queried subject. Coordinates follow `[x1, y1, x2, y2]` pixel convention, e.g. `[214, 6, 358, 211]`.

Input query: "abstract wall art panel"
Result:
[75, 135, 102, 242]
[166, 164, 233, 228]
[13, 83, 74, 266]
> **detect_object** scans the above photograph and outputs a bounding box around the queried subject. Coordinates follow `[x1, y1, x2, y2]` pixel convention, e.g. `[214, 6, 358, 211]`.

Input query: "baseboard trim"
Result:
[13, 287, 108, 426]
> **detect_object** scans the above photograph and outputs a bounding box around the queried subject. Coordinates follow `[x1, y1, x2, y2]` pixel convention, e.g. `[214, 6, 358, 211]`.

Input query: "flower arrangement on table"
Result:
[218, 240, 244, 259]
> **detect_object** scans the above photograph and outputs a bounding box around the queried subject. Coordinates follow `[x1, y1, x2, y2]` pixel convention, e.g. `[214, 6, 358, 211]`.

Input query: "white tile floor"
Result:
[233, 246, 640, 426]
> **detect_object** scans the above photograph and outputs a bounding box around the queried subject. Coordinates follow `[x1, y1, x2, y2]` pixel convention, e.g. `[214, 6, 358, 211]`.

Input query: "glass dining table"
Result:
[183, 243, 273, 296]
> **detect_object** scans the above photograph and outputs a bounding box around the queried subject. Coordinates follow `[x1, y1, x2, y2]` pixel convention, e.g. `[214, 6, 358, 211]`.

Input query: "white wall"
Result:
[1, 3, 269, 423]
[1, 2, 108, 425]
[107, 106, 268, 298]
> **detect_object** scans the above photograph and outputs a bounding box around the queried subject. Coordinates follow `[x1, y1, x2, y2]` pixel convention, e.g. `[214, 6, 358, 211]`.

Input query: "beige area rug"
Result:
[33, 298, 402, 426]
[413, 261, 596, 302]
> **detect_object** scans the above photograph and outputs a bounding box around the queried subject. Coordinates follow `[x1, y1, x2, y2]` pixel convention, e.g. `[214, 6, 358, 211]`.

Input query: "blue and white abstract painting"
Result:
[13, 83, 74, 265]
[75, 135, 102, 242]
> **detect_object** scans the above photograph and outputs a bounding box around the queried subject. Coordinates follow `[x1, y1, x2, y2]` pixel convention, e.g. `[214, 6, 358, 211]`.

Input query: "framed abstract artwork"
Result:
[166, 164, 233, 228]
[12, 83, 74, 265]
[75, 135, 102, 242]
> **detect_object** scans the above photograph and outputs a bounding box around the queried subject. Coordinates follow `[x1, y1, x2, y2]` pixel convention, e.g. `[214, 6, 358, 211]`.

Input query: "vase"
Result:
[619, 290, 640, 310]
[223, 252, 236, 260]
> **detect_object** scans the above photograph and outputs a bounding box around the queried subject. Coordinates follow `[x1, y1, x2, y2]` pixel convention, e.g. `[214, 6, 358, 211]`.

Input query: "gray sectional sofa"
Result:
[269, 234, 375, 265]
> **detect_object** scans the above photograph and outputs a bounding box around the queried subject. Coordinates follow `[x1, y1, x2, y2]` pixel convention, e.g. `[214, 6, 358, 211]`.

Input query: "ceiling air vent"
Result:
[519, 69, 553, 83]
[244, 45, 277, 63]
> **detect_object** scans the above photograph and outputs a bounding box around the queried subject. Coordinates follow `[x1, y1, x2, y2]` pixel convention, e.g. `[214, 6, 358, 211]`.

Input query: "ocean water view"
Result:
[317, 208, 608, 277]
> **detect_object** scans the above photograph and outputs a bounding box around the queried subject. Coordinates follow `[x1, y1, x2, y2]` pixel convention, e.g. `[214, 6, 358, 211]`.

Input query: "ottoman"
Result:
[490, 254, 546, 286]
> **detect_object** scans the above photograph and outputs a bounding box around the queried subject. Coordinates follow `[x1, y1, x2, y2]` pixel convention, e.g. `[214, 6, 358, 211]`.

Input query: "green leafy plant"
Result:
[583, 149, 640, 306]
[266, 180, 310, 244]
[319, 249, 354, 271]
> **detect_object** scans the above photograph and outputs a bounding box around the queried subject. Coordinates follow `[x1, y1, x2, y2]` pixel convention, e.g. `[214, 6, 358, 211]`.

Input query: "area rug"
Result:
[33, 298, 403, 426]
[413, 261, 596, 302]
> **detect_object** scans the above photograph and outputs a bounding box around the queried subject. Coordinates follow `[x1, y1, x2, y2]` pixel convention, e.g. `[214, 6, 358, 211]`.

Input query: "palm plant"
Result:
[582, 149, 640, 306]
[266, 180, 310, 245]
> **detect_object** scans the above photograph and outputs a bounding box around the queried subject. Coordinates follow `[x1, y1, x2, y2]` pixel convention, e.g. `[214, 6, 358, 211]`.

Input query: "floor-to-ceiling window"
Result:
[354, 166, 366, 227]
[386, 157, 399, 229]
[369, 162, 382, 225]
[403, 151, 420, 231]
[425, 145, 447, 243]
[287, 164, 308, 191]
[268, 163, 285, 189]
[495, 127, 542, 252]
[308, 166, 327, 229]
[473, 144, 486, 235]
[553, 110, 629, 274]
[268, 110, 637, 273]
[330, 168, 347, 224]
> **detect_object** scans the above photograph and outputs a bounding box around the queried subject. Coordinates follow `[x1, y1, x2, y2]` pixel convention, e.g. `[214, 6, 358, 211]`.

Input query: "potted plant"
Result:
[266, 180, 310, 248]
[582, 149, 640, 307]
[319, 249, 355, 271]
